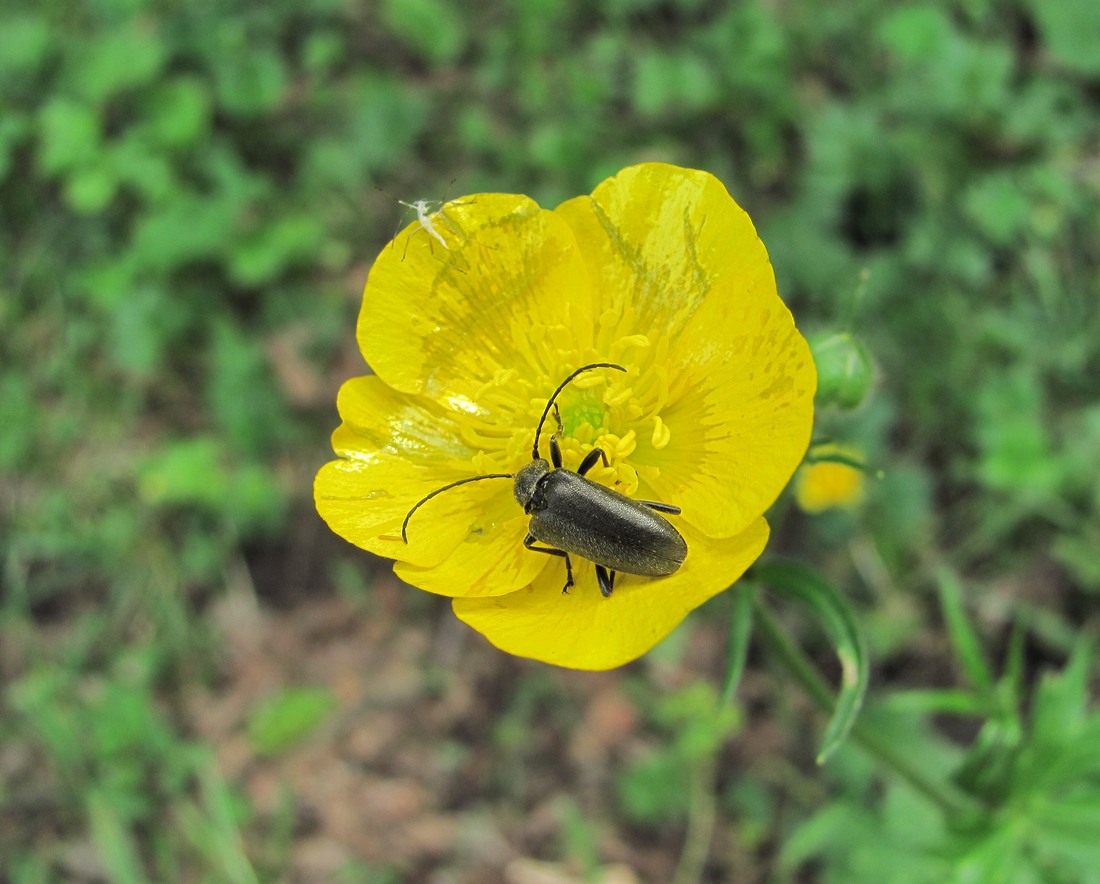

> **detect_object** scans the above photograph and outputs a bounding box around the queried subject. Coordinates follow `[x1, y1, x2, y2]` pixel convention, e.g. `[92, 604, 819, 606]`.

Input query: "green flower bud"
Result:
[809, 331, 873, 410]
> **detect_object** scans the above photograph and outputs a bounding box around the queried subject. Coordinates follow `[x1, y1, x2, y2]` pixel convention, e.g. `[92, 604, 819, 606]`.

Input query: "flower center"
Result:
[460, 332, 671, 498]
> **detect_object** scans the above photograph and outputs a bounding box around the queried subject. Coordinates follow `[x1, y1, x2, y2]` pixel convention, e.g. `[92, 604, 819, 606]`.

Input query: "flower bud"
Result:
[809, 332, 873, 410]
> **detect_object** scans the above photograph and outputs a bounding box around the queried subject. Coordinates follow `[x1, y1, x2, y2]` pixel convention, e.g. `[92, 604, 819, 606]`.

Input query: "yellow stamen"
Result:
[651, 415, 671, 450]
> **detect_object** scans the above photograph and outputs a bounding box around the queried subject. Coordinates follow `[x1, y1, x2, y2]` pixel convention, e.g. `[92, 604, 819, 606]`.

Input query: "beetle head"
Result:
[514, 459, 550, 510]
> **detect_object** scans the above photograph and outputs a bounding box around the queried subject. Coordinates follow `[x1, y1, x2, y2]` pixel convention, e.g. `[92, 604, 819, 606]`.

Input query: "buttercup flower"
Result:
[315, 163, 816, 670]
[795, 444, 866, 513]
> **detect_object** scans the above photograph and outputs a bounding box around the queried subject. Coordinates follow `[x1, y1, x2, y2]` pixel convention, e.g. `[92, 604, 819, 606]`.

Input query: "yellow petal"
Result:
[359, 194, 596, 402]
[555, 162, 768, 337]
[647, 278, 815, 537]
[452, 517, 769, 670]
[557, 162, 814, 537]
[395, 505, 548, 598]
[314, 375, 513, 568]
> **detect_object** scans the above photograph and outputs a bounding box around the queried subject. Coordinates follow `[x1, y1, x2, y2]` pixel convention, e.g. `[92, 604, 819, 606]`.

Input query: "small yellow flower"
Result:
[315, 163, 816, 670]
[795, 444, 865, 513]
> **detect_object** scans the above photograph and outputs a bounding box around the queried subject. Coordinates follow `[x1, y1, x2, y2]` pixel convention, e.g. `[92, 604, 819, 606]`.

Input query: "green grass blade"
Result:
[935, 567, 995, 695]
[753, 560, 868, 763]
[87, 789, 150, 884]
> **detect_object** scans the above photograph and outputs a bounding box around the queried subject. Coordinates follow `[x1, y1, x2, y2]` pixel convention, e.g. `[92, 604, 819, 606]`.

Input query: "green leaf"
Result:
[137, 437, 230, 510]
[210, 41, 286, 117]
[131, 193, 237, 271]
[302, 30, 345, 74]
[1029, 642, 1090, 755]
[1053, 532, 1100, 593]
[617, 750, 692, 824]
[975, 369, 1062, 498]
[632, 50, 721, 118]
[68, 21, 166, 103]
[37, 97, 101, 174]
[86, 789, 150, 884]
[206, 318, 292, 458]
[654, 683, 739, 760]
[0, 14, 51, 79]
[1026, 0, 1100, 75]
[247, 687, 336, 755]
[108, 136, 176, 204]
[884, 688, 992, 717]
[721, 586, 755, 706]
[380, 0, 467, 64]
[229, 214, 326, 285]
[326, 72, 431, 179]
[141, 76, 212, 149]
[935, 568, 995, 695]
[177, 757, 260, 884]
[1034, 791, 1100, 850]
[224, 463, 286, 537]
[64, 162, 118, 214]
[878, 5, 953, 63]
[953, 823, 1031, 884]
[963, 172, 1033, 246]
[753, 560, 868, 762]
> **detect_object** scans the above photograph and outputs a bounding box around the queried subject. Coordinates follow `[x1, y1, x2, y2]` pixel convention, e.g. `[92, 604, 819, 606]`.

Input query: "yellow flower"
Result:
[795, 444, 865, 513]
[315, 163, 816, 670]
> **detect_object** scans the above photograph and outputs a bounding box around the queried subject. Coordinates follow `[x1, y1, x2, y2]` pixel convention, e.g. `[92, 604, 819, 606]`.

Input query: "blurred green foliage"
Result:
[618, 683, 739, 824]
[783, 610, 1100, 882]
[1, 0, 1098, 879]
[247, 686, 337, 755]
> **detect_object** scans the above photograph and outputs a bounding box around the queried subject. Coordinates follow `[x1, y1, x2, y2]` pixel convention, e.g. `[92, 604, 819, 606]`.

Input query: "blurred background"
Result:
[2, 0, 1098, 881]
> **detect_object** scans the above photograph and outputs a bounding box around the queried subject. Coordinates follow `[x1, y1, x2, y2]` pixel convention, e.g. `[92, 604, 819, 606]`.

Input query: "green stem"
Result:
[671, 752, 717, 884]
[751, 594, 975, 818]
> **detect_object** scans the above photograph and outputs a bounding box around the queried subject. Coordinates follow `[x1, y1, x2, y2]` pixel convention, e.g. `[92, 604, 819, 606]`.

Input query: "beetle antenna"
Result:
[531, 363, 627, 460]
[402, 473, 514, 542]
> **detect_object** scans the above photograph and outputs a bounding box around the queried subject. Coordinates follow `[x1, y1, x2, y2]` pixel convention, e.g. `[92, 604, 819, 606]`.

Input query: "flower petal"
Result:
[395, 507, 548, 598]
[557, 163, 814, 537]
[452, 517, 769, 670]
[644, 280, 816, 537]
[359, 194, 596, 402]
[554, 162, 771, 338]
[314, 375, 512, 568]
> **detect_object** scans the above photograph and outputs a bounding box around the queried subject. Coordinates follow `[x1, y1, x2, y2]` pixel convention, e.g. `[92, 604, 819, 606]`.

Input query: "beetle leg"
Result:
[552, 402, 564, 432]
[637, 500, 681, 515]
[595, 565, 616, 598]
[523, 533, 574, 592]
[577, 447, 610, 476]
[548, 405, 565, 468]
[549, 433, 564, 469]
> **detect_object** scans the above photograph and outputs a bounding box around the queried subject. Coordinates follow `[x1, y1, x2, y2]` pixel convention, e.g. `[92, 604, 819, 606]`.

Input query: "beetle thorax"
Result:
[513, 459, 550, 510]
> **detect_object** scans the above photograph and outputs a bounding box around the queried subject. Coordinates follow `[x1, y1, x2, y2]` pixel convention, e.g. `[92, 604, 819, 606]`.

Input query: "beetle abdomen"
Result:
[528, 471, 687, 577]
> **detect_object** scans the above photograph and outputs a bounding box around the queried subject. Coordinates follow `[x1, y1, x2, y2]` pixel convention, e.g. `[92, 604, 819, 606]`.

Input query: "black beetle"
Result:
[401, 363, 687, 598]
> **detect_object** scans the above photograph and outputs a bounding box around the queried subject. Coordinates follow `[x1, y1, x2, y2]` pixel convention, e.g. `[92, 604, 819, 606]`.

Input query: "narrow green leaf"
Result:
[197, 758, 260, 884]
[753, 560, 868, 762]
[720, 585, 755, 707]
[936, 567, 995, 695]
[86, 789, 149, 884]
[1031, 640, 1090, 743]
[884, 688, 992, 716]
